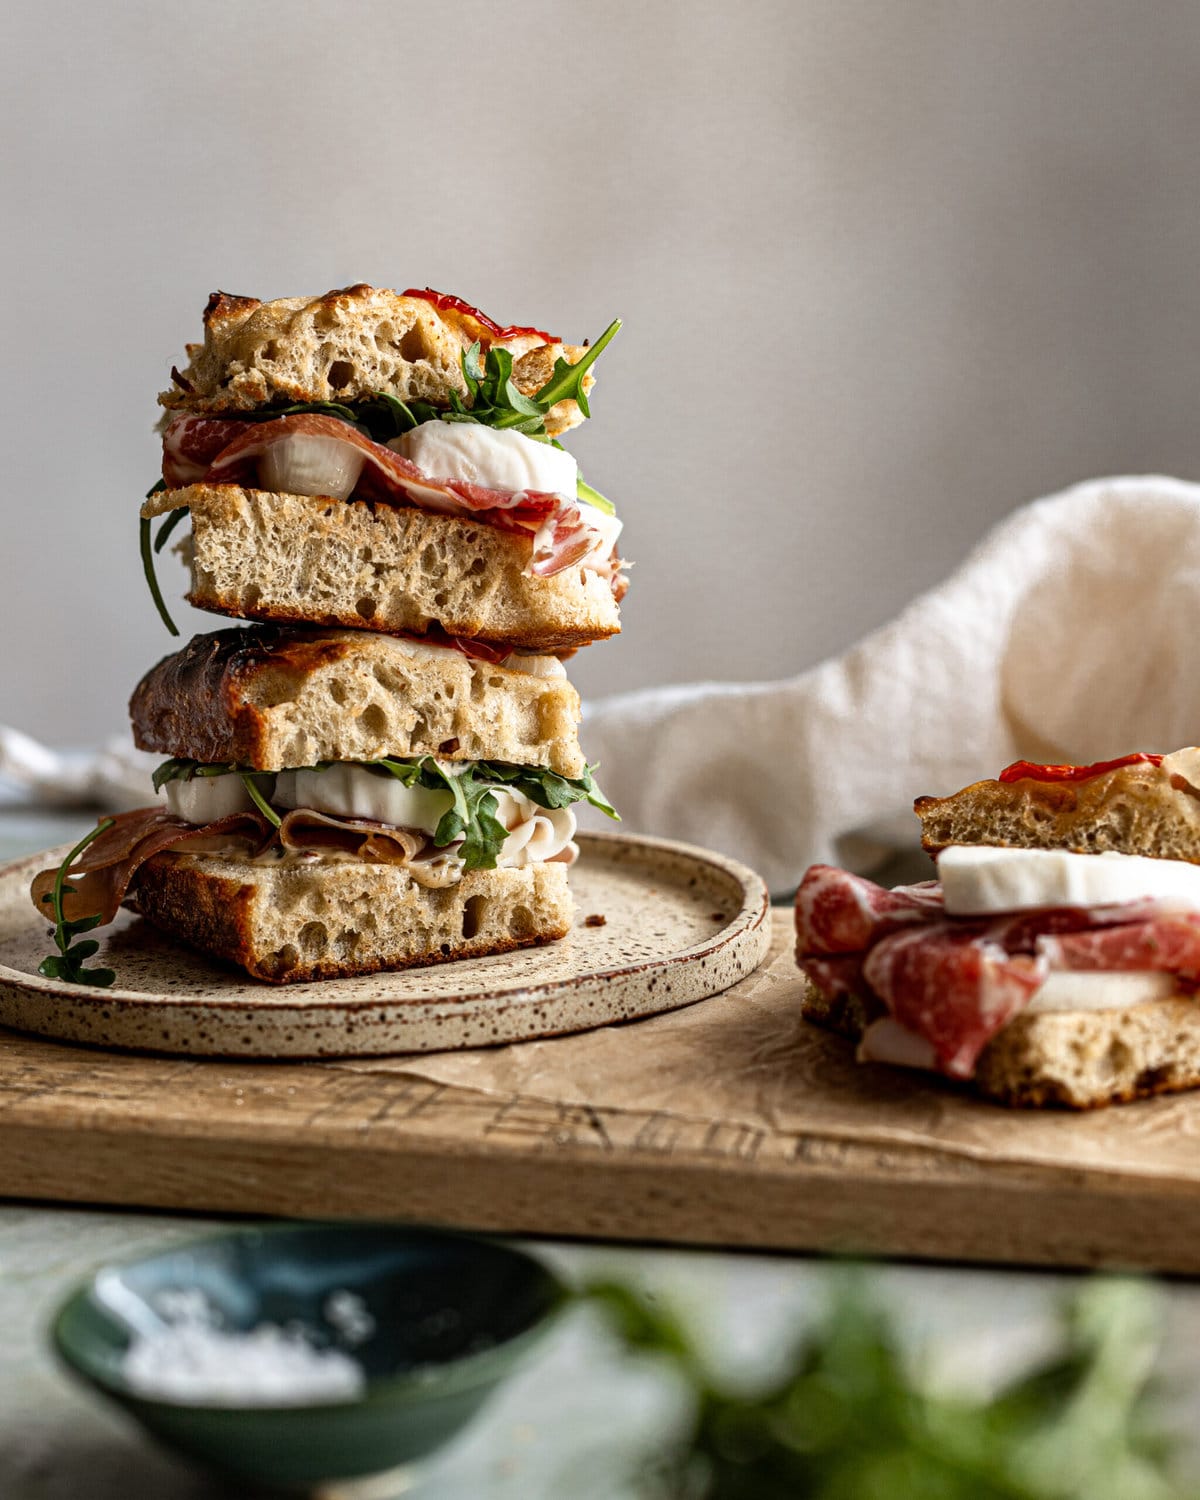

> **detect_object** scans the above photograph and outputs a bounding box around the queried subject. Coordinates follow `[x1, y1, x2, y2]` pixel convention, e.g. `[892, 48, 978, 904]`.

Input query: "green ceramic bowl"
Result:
[52, 1222, 565, 1492]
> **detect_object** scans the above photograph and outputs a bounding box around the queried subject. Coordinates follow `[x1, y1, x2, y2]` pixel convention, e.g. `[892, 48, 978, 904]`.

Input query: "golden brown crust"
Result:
[130, 852, 573, 984]
[144, 484, 623, 653]
[915, 762, 1200, 864]
[159, 284, 594, 437]
[129, 625, 586, 775]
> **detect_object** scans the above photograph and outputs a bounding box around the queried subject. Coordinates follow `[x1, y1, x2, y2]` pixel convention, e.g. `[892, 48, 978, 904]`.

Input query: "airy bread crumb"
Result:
[132, 852, 574, 983]
[130, 625, 586, 776]
[145, 484, 622, 653]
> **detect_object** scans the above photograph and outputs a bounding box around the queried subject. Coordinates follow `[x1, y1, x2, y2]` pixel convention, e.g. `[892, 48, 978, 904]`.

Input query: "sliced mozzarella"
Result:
[273, 766, 453, 834]
[499, 653, 567, 679]
[258, 433, 366, 499]
[392, 423, 579, 499]
[939, 845, 1200, 915]
[857, 1018, 938, 1071]
[1027, 971, 1180, 1013]
[164, 772, 267, 825]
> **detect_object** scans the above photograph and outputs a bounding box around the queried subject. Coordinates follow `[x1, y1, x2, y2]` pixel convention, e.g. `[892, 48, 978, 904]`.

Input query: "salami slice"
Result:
[795, 864, 943, 955]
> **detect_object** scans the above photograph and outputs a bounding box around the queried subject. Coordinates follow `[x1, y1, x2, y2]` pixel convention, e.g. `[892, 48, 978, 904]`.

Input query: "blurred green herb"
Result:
[585, 1276, 1185, 1500]
[37, 821, 117, 988]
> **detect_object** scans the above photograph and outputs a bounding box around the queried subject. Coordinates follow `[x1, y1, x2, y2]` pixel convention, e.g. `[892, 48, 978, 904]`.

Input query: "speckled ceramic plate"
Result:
[0, 831, 770, 1058]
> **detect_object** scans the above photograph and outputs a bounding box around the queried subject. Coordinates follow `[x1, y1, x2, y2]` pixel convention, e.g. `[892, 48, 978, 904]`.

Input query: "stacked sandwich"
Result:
[795, 750, 1200, 1107]
[33, 285, 625, 984]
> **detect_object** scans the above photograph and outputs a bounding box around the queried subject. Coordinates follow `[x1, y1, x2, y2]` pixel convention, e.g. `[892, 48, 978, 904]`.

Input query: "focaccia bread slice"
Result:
[915, 751, 1200, 863]
[131, 851, 573, 984]
[144, 484, 622, 653]
[798, 977, 1200, 1109]
[130, 625, 586, 776]
[159, 284, 594, 437]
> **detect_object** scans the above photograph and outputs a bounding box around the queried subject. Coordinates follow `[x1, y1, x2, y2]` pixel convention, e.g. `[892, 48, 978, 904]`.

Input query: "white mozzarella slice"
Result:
[258, 434, 366, 499]
[164, 772, 266, 825]
[392, 423, 579, 498]
[857, 1018, 938, 1071]
[939, 845, 1200, 915]
[499, 653, 567, 679]
[1027, 971, 1179, 1013]
[273, 766, 453, 834]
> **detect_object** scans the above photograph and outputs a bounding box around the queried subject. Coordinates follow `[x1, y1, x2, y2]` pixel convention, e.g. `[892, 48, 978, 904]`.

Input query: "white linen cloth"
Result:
[6, 476, 1199, 895]
[580, 476, 1200, 892]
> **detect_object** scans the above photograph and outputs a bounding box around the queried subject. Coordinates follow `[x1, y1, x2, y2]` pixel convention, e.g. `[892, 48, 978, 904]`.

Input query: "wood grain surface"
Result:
[5, 911, 1200, 1271]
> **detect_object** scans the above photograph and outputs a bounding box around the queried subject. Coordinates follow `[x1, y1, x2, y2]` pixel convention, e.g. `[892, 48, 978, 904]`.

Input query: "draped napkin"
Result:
[579, 476, 1200, 893]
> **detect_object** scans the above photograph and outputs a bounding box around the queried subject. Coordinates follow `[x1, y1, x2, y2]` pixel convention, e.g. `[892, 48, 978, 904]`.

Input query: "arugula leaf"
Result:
[238, 772, 281, 827]
[529, 317, 622, 417]
[576, 477, 616, 516]
[37, 821, 117, 988]
[140, 513, 181, 637]
[151, 758, 237, 793]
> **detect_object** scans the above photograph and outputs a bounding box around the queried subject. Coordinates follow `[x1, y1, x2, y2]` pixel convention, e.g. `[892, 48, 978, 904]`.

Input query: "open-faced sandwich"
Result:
[795, 750, 1200, 1107]
[33, 285, 624, 986]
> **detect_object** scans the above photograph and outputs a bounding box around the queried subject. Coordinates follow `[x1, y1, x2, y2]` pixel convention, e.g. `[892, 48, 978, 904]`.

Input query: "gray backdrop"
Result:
[5, 0, 1200, 745]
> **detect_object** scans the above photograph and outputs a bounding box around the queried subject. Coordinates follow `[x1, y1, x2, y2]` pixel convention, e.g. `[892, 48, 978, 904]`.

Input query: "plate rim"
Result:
[0, 828, 771, 1015]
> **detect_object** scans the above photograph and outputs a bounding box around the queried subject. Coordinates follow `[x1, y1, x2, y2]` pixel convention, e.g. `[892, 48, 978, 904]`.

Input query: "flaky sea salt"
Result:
[117, 1287, 367, 1406]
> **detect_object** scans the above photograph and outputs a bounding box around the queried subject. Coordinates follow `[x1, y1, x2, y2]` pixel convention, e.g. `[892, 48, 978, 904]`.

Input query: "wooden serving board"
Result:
[6, 907, 1200, 1271]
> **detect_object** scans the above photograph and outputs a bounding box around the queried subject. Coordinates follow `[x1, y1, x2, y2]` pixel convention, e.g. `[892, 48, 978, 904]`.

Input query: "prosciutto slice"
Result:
[276, 809, 463, 887]
[795, 864, 943, 955]
[30, 808, 271, 926]
[162, 415, 256, 487]
[861, 927, 1046, 1078]
[162, 412, 611, 579]
[795, 862, 1200, 1079]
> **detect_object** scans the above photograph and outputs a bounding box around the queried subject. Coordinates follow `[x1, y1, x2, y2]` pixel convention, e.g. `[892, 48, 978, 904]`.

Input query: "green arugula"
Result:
[140, 480, 185, 636]
[360, 756, 617, 870]
[152, 756, 617, 871]
[37, 821, 117, 988]
[587, 1275, 1183, 1500]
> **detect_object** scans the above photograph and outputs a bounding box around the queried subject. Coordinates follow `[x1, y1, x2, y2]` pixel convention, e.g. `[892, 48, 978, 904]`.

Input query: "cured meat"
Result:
[30, 808, 271, 926]
[164, 412, 611, 580]
[795, 862, 1200, 1079]
[794, 864, 943, 955]
[1042, 915, 1200, 976]
[862, 927, 1046, 1078]
[162, 414, 255, 487]
[277, 810, 463, 889]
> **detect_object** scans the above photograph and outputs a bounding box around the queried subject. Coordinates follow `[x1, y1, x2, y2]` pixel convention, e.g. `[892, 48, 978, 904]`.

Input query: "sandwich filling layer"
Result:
[156, 413, 623, 585]
[30, 756, 617, 937]
[795, 849, 1200, 1080]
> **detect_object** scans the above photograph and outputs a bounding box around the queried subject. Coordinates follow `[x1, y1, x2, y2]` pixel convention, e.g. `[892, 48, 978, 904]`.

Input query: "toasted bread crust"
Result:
[129, 625, 586, 775]
[798, 976, 1200, 1109]
[130, 851, 573, 984]
[915, 762, 1200, 863]
[145, 484, 622, 652]
[159, 284, 593, 437]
